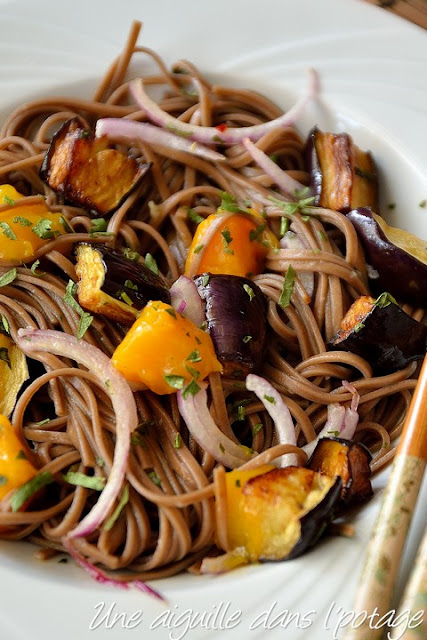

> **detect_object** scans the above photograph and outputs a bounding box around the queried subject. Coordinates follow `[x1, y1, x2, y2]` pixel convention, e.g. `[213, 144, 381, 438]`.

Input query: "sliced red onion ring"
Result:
[170, 275, 205, 326]
[242, 137, 307, 198]
[177, 382, 256, 468]
[245, 374, 298, 466]
[303, 386, 360, 458]
[280, 230, 315, 298]
[95, 118, 226, 163]
[62, 538, 164, 600]
[130, 69, 318, 145]
[16, 328, 138, 540]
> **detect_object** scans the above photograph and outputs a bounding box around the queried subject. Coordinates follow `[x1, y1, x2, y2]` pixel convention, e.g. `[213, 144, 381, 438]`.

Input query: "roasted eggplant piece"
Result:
[194, 273, 267, 378]
[0, 333, 29, 417]
[306, 127, 378, 213]
[224, 466, 342, 561]
[329, 293, 427, 374]
[346, 207, 427, 307]
[307, 437, 373, 505]
[75, 244, 170, 324]
[40, 117, 150, 216]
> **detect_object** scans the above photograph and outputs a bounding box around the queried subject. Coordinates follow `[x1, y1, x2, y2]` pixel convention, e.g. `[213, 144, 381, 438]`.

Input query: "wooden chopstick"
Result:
[344, 354, 427, 640]
[389, 525, 427, 639]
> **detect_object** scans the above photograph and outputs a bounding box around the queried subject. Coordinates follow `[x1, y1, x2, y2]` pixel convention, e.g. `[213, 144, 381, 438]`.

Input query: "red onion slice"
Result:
[16, 328, 138, 540]
[170, 275, 205, 326]
[303, 391, 360, 458]
[95, 118, 226, 163]
[130, 69, 318, 145]
[62, 539, 164, 600]
[245, 374, 298, 466]
[242, 137, 307, 198]
[177, 382, 255, 468]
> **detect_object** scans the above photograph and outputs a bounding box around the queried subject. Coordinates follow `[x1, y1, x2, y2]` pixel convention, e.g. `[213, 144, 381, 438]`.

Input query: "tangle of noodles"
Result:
[0, 21, 423, 582]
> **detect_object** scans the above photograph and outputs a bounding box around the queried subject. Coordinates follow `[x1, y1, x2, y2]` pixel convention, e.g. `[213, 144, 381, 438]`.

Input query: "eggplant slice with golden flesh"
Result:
[306, 127, 378, 213]
[40, 117, 150, 216]
[329, 292, 427, 374]
[75, 244, 170, 324]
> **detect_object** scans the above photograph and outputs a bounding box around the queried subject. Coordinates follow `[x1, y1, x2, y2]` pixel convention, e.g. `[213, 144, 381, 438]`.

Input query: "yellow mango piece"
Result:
[0, 414, 37, 501]
[111, 300, 222, 395]
[0, 184, 67, 263]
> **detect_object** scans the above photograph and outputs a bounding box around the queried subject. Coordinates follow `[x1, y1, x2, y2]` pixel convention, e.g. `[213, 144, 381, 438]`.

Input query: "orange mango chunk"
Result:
[111, 300, 222, 395]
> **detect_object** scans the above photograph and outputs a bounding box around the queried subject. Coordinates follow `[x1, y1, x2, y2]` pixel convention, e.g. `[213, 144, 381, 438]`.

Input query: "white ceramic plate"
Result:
[0, 1, 426, 638]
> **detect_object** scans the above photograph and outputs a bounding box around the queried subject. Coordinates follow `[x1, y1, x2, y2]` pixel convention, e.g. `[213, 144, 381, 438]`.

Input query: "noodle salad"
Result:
[0, 20, 425, 592]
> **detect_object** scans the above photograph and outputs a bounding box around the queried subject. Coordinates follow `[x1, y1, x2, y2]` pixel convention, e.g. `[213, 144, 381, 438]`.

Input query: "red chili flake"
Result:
[215, 123, 228, 132]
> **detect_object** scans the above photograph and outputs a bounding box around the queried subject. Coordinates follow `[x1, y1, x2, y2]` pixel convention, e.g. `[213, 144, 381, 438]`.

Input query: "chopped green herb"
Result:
[105, 379, 111, 391]
[301, 215, 311, 222]
[144, 253, 159, 275]
[12, 216, 32, 227]
[264, 394, 276, 404]
[3, 195, 15, 206]
[0, 268, 17, 288]
[318, 230, 327, 243]
[124, 279, 138, 290]
[164, 374, 185, 390]
[327, 430, 340, 437]
[354, 166, 375, 182]
[187, 208, 204, 225]
[34, 418, 51, 427]
[221, 227, 234, 254]
[104, 485, 129, 532]
[0, 222, 17, 240]
[89, 218, 108, 234]
[193, 244, 204, 254]
[219, 443, 226, 454]
[64, 279, 93, 339]
[182, 378, 201, 399]
[280, 216, 290, 237]
[63, 471, 106, 491]
[419, 199, 427, 209]
[32, 218, 58, 240]
[270, 188, 316, 216]
[174, 433, 182, 449]
[0, 314, 10, 335]
[77, 312, 94, 340]
[243, 335, 252, 343]
[148, 471, 162, 486]
[15, 450, 27, 460]
[278, 265, 296, 309]
[353, 322, 365, 333]
[123, 248, 141, 262]
[186, 349, 202, 363]
[249, 223, 268, 247]
[120, 291, 133, 307]
[220, 192, 247, 214]
[387, 203, 396, 210]
[375, 292, 397, 309]
[0, 347, 11, 369]
[0, 474, 7, 486]
[253, 422, 263, 436]
[201, 274, 210, 287]
[165, 307, 177, 319]
[243, 284, 255, 301]
[236, 404, 246, 421]
[235, 479, 241, 488]
[185, 365, 200, 379]
[11, 471, 54, 512]
[95, 457, 105, 468]
[30, 259, 45, 276]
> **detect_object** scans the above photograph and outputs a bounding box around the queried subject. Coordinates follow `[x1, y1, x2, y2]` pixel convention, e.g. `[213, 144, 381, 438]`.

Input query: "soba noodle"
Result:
[0, 21, 422, 582]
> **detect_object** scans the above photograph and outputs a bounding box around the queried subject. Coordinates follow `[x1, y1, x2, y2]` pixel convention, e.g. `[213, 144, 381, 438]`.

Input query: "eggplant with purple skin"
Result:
[307, 437, 373, 505]
[40, 117, 151, 217]
[347, 207, 427, 307]
[194, 273, 267, 378]
[75, 244, 170, 324]
[306, 127, 378, 213]
[224, 466, 342, 562]
[329, 292, 427, 374]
